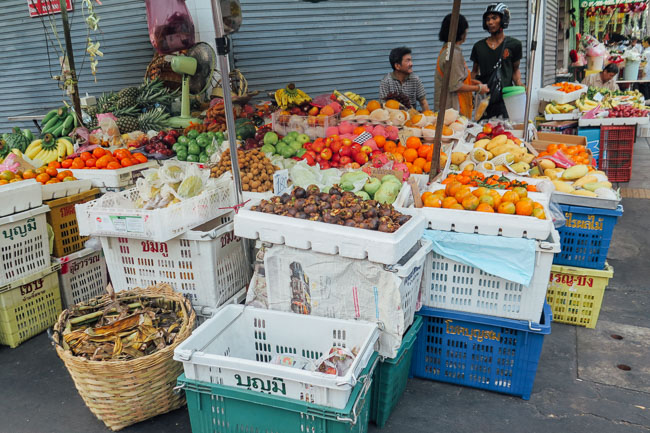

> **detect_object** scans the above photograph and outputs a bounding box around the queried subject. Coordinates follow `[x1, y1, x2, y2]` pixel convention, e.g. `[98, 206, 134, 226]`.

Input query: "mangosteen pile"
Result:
[250, 184, 410, 233]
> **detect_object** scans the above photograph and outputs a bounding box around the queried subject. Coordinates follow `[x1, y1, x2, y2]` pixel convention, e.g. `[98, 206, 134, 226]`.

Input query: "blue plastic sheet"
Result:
[422, 230, 536, 286]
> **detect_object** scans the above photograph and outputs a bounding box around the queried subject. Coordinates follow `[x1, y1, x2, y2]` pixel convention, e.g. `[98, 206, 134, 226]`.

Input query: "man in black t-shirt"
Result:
[470, 3, 523, 119]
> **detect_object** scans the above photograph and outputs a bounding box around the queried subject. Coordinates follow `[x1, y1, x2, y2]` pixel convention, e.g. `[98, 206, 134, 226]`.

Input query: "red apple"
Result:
[304, 154, 315, 166]
[307, 150, 317, 159]
[312, 142, 324, 153]
[303, 142, 312, 151]
[340, 146, 352, 157]
[320, 161, 331, 169]
[330, 141, 342, 154]
[360, 145, 372, 154]
[331, 153, 340, 162]
[320, 148, 333, 160]
[342, 138, 353, 146]
[340, 155, 352, 165]
[351, 144, 361, 155]
[354, 151, 368, 165]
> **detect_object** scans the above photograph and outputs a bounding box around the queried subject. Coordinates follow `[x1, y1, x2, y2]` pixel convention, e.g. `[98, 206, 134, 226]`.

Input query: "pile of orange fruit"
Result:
[552, 82, 582, 94]
[421, 180, 546, 219]
[0, 162, 78, 186]
[61, 147, 148, 170]
[442, 170, 538, 191]
[537, 143, 591, 165]
[383, 136, 446, 175]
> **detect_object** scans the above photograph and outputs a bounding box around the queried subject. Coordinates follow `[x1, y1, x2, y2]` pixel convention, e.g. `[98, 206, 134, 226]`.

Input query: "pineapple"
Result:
[116, 86, 139, 110]
[137, 108, 171, 132]
[116, 116, 139, 134]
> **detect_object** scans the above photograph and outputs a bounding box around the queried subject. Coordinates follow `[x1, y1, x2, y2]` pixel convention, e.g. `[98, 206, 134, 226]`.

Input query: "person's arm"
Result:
[419, 98, 430, 111]
[449, 51, 488, 94]
[512, 60, 523, 86]
[471, 63, 480, 80]
[415, 78, 429, 111]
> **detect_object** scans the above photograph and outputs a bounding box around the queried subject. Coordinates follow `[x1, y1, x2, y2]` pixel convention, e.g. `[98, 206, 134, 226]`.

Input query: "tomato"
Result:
[61, 159, 73, 169]
[95, 155, 112, 169]
[45, 167, 58, 177]
[132, 153, 148, 164]
[113, 149, 130, 160]
[92, 147, 107, 158]
[71, 158, 85, 169]
[106, 161, 121, 170]
[80, 151, 92, 161]
[47, 161, 61, 169]
[85, 158, 97, 168]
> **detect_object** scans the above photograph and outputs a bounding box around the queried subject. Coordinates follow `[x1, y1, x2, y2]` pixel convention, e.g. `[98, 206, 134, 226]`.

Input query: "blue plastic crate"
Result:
[410, 303, 551, 400]
[554, 204, 623, 269]
[578, 127, 601, 164]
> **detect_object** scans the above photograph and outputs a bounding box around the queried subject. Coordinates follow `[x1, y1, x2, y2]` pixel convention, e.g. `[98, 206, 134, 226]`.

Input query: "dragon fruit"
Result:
[385, 125, 399, 140]
[338, 121, 354, 135]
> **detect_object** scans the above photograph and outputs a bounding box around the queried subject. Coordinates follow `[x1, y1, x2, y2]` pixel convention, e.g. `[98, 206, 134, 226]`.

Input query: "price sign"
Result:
[27, 0, 73, 17]
[273, 169, 289, 195]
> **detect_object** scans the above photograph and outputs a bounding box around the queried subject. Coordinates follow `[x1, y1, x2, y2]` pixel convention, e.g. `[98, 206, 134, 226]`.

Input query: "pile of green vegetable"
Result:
[172, 129, 225, 163]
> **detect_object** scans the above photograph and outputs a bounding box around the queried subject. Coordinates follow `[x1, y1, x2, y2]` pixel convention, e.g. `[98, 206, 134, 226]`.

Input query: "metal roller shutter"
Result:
[0, 0, 154, 132]
[232, 0, 528, 103]
[543, 0, 559, 85]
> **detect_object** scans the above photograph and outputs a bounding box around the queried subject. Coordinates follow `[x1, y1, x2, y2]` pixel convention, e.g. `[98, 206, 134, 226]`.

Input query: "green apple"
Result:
[296, 133, 310, 144]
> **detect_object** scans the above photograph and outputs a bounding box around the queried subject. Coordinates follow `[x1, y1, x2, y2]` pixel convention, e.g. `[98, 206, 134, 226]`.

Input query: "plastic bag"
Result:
[548, 196, 566, 229]
[158, 160, 186, 184]
[176, 163, 209, 199]
[314, 347, 359, 376]
[145, 0, 195, 55]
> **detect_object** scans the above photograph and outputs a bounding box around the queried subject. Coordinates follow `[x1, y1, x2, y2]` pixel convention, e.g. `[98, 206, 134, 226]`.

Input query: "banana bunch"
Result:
[545, 102, 576, 114]
[40, 107, 77, 138]
[274, 83, 311, 108]
[632, 102, 650, 110]
[24, 133, 74, 164]
[576, 97, 599, 112]
[343, 91, 366, 107]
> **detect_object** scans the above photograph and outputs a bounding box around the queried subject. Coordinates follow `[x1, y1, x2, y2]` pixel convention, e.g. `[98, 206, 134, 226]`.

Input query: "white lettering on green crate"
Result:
[234, 374, 287, 395]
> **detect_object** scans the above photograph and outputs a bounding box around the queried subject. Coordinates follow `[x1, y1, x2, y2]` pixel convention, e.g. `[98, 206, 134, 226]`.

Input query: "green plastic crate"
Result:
[370, 315, 423, 428]
[177, 352, 379, 433]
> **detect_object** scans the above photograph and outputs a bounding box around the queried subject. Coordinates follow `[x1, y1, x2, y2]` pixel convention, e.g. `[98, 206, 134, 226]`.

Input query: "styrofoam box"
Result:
[0, 180, 42, 217]
[397, 183, 554, 240]
[42, 179, 92, 201]
[420, 230, 560, 322]
[578, 116, 649, 127]
[68, 161, 159, 188]
[101, 216, 250, 309]
[234, 204, 426, 265]
[174, 305, 380, 409]
[537, 84, 588, 104]
[76, 177, 235, 242]
[544, 112, 581, 121]
[0, 205, 51, 285]
[55, 247, 107, 308]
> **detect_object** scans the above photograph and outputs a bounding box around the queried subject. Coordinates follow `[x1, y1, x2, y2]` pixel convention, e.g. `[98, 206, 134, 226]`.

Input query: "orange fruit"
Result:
[320, 106, 335, 116]
[80, 151, 92, 161]
[478, 194, 495, 207]
[35, 173, 50, 184]
[406, 136, 422, 149]
[71, 158, 85, 169]
[497, 201, 516, 214]
[442, 197, 458, 208]
[515, 200, 533, 216]
[421, 191, 434, 201]
[384, 140, 397, 153]
[353, 126, 366, 135]
[424, 161, 431, 173]
[413, 157, 426, 169]
[462, 194, 479, 210]
[424, 196, 442, 208]
[385, 100, 400, 109]
[106, 161, 122, 170]
[423, 110, 435, 116]
[454, 187, 472, 203]
[472, 187, 489, 198]
[366, 100, 381, 112]
[532, 201, 544, 210]
[340, 108, 355, 118]
[450, 203, 464, 210]
[445, 181, 463, 197]
[45, 179, 60, 184]
[374, 135, 386, 148]
[45, 167, 58, 177]
[92, 147, 107, 158]
[476, 203, 495, 212]
[512, 186, 528, 198]
[355, 108, 370, 116]
[404, 148, 418, 162]
[432, 189, 446, 198]
[57, 170, 72, 181]
[23, 170, 36, 179]
[133, 153, 148, 164]
[95, 155, 112, 169]
[120, 158, 134, 167]
[85, 158, 97, 168]
[395, 146, 406, 155]
[48, 161, 61, 169]
[393, 153, 404, 163]
[61, 159, 73, 169]
[442, 126, 454, 136]
[411, 165, 423, 174]
[502, 191, 520, 203]
[411, 114, 423, 125]
[533, 208, 546, 219]
[418, 145, 432, 159]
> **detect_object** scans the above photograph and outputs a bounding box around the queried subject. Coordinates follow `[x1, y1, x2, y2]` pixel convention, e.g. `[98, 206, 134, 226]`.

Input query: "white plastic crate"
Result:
[579, 116, 649, 127]
[537, 84, 587, 104]
[100, 216, 250, 309]
[55, 247, 107, 308]
[234, 205, 425, 265]
[257, 240, 430, 358]
[174, 305, 380, 409]
[397, 183, 554, 240]
[68, 161, 159, 188]
[0, 205, 51, 286]
[193, 287, 247, 326]
[0, 180, 42, 217]
[42, 179, 92, 200]
[420, 230, 560, 322]
[76, 177, 235, 242]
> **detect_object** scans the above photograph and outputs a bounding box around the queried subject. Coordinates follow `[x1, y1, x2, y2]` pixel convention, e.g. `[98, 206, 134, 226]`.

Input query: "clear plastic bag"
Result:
[145, 0, 195, 55]
[548, 196, 566, 229]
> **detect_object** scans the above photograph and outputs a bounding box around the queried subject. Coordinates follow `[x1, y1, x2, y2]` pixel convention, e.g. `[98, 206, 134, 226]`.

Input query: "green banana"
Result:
[41, 115, 61, 133]
[41, 109, 59, 125]
[60, 114, 74, 136]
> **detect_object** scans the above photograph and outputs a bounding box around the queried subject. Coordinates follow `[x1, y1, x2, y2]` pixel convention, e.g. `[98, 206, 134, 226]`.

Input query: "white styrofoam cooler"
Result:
[0, 204, 51, 285]
[42, 179, 92, 201]
[578, 116, 649, 127]
[420, 230, 560, 322]
[100, 215, 250, 309]
[0, 180, 42, 217]
[174, 305, 380, 409]
[55, 247, 107, 308]
[234, 205, 426, 265]
[537, 84, 587, 104]
[76, 176, 235, 242]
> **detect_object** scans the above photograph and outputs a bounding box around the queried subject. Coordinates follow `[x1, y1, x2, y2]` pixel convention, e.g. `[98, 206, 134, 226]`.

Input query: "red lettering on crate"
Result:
[220, 231, 240, 248]
[59, 204, 76, 218]
[141, 241, 169, 257]
[20, 278, 44, 296]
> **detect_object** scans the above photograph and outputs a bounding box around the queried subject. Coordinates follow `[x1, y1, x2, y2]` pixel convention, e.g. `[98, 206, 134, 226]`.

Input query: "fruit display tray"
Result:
[0, 180, 42, 217]
[578, 116, 649, 127]
[41, 179, 92, 200]
[397, 183, 554, 240]
[538, 84, 588, 104]
[68, 161, 158, 188]
[552, 191, 620, 210]
[234, 204, 426, 265]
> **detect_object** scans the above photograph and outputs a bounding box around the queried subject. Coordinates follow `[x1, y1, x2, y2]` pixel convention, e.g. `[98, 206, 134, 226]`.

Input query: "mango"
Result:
[495, 164, 508, 171]
[538, 159, 556, 170]
[583, 181, 612, 192]
[562, 164, 589, 180]
[510, 162, 530, 173]
[459, 160, 475, 171]
[473, 139, 490, 149]
[572, 175, 598, 188]
[451, 152, 467, 165]
[572, 189, 598, 197]
[552, 180, 575, 193]
[545, 168, 564, 180]
[520, 153, 535, 164]
[486, 135, 508, 151]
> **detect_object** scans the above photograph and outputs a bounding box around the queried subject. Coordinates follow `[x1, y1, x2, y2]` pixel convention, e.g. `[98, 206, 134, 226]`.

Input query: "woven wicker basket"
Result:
[52, 284, 196, 431]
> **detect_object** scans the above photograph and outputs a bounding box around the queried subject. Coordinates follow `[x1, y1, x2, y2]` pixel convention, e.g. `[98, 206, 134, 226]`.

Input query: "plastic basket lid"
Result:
[503, 86, 525, 96]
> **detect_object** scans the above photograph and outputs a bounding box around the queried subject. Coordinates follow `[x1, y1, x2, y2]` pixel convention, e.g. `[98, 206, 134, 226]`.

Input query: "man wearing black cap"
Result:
[470, 3, 523, 119]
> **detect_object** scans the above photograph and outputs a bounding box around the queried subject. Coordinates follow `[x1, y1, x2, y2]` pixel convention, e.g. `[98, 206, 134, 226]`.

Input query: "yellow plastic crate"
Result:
[546, 264, 613, 329]
[0, 264, 62, 348]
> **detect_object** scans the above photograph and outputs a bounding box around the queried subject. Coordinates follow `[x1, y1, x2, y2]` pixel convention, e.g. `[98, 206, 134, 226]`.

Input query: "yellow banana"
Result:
[25, 139, 42, 158]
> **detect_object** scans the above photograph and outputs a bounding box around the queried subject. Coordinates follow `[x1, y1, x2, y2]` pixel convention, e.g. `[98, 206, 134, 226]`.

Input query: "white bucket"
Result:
[624, 60, 640, 80]
[503, 91, 526, 123]
[587, 55, 604, 71]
